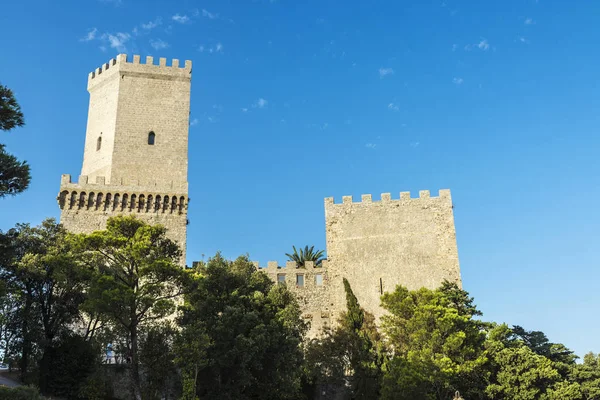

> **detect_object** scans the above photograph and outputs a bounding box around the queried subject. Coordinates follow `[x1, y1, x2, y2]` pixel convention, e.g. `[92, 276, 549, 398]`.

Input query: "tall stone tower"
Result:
[324, 190, 461, 319]
[58, 54, 192, 262]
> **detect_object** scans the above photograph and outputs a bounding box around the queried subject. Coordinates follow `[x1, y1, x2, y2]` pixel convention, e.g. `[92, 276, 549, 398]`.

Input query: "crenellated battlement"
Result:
[325, 189, 451, 206]
[60, 174, 187, 192]
[87, 54, 192, 88]
[58, 175, 188, 215]
[252, 260, 333, 335]
[253, 260, 329, 289]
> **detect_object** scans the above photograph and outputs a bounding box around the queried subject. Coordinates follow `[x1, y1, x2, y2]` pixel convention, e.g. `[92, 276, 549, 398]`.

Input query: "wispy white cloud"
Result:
[241, 108, 248, 112]
[387, 103, 400, 111]
[198, 42, 223, 54]
[524, 17, 535, 25]
[253, 98, 268, 109]
[207, 116, 218, 123]
[202, 9, 218, 19]
[452, 43, 458, 52]
[102, 32, 131, 52]
[365, 143, 377, 149]
[465, 38, 490, 51]
[80, 28, 98, 42]
[410, 142, 420, 148]
[141, 18, 162, 31]
[453, 77, 464, 85]
[379, 67, 394, 78]
[150, 38, 169, 50]
[519, 36, 530, 44]
[190, 118, 199, 126]
[172, 14, 190, 24]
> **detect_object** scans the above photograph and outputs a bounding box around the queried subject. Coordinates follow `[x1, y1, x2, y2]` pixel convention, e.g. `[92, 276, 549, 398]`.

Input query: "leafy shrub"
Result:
[0, 385, 43, 400]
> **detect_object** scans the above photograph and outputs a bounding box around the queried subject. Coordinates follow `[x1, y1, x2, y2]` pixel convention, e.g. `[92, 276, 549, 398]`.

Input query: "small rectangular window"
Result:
[315, 274, 323, 286]
[277, 274, 286, 284]
[296, 274, 304, 287]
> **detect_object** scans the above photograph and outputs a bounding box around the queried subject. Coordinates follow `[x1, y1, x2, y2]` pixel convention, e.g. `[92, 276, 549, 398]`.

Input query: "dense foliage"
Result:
[178, 253, 307, 400]
[1, 217, 598, 400]
[0, 83, 30, 198]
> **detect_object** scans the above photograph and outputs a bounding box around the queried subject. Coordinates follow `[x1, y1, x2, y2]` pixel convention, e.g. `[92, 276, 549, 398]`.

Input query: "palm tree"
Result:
[285, 245, 325, 267]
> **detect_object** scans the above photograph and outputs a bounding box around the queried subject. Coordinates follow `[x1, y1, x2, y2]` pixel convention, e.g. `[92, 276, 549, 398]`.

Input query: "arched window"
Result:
[96, 135, 102, 151]
[96, 193, 104, 209]
[88, 193, 95, 209]
[148, 131, 156, 145]
[104, 193, 112, 210]
[146, 195, 153, 212]
[69, 192, 77, 209]
[59, 191, 69, 209]
[79, 192, 87, 208]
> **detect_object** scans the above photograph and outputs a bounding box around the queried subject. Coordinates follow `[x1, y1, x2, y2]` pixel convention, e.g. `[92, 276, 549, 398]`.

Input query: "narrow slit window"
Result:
[148, 131, 156, 145]
[296, 274, 304, 287]
[96, 136, 102, 151]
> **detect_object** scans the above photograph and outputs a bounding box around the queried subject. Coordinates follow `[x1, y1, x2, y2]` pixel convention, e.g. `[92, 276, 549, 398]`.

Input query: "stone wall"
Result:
[255, 261, 334, 338]
[82, 54, 191, 188]
[324, 189, 461, 320]
[59, 54, 191, 264]
[58, 174, 188, 263]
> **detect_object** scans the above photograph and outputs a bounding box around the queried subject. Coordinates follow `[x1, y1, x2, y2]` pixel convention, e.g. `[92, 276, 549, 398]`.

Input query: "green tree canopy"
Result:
[0, 84, 24, 131]
[75, 216, 187, 400]
[380, 281, 489, 400]
[305, 278, 383, 399]
[0, 84, 30, 198]
[178, 253, 307, 400]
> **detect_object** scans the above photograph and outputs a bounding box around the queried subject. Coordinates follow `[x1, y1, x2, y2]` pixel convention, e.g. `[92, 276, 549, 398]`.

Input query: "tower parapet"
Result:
[88, 54, 192, 90]
[324, 189, 451, 205]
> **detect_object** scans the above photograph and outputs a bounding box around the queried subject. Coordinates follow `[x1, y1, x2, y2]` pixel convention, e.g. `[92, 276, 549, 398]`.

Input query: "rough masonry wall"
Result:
[59, 54, 191, 265]
[83, 54, 191, 188]
[324, 189, 461, 320]
[58, 174, 188, 263]
[111, 55, 191, 187]
[80, 68, 120, 182]
[255, 261, 333, 338]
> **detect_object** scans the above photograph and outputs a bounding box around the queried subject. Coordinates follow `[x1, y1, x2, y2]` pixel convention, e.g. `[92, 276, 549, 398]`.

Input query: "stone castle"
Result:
[58, 54, 461, 335]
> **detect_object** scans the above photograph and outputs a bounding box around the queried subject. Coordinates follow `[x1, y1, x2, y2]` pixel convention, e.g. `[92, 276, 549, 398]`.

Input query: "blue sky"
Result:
[1, 0, 599, 357]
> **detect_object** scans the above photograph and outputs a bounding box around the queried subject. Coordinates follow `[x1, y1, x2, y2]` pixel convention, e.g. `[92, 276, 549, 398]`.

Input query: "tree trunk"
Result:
[19, 295, 32, 383]
[131, 323, 142, 400]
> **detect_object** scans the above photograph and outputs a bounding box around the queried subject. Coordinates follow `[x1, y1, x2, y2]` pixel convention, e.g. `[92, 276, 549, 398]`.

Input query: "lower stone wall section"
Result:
[256, 261, 336, 338]
[60, 209, 187, 264]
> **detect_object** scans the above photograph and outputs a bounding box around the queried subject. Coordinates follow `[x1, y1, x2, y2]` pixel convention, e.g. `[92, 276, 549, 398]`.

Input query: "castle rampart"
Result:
[247, 189, 461, 336]
[254, 261, 333, 337]
[87, 54, 192, 90]
[324, 189, 461, 320]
